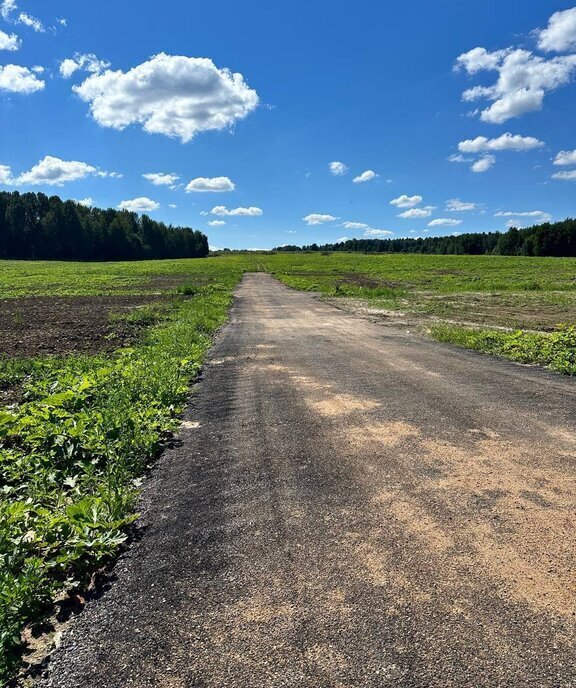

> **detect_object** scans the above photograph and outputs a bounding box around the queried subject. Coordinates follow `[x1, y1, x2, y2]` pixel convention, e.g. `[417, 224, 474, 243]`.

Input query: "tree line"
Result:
[275, 218, 576, 257]
[0, 191, 208, 260]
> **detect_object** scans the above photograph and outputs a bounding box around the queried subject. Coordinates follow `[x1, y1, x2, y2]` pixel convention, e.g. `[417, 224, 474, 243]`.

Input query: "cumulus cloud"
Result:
[458, 133, 544, 153]
[60, 53, 110, 79]
[74, 197, 93, 207]
[342, 221, 370, 230]
[185, 176, 235, 192]
[0, 0, 16, 19]
[390, 194, 422, 208]
[551, 170, 576, 181]
[455, 46, 510, 73]
[303, 213, 338, 225]
[428, 218, 463, 227]
[353, 169, 378, 183]
[0, 156, 119, 186]
[208, 219, 226, 227]
[448, 153, 473, 163]
[0, 164, 14, 184]
[17, 12, 43, 32]
[73, 53, 259, 143]
[455, 43, 576, 123]
[398, 207, 434, 219]
[537, 7, 576, 52]
[446, 199, 477, 212]
[329, 161, 348, 176]
[364, 228, 394, 237]
[471, 155, 496, 173]
[210, 205, 262, 216]
[0, 29, 20, 50]
[118, 197, 160, 213]
[553, 149, 576, 166]
[0, 64, 44, 93]
[143, 172, 180, 187]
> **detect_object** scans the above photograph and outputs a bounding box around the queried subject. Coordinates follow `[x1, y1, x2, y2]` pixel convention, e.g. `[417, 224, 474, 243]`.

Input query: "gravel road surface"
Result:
[40, 273, 576, 687]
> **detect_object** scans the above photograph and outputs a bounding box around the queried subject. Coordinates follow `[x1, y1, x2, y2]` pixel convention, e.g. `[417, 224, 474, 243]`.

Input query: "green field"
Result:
[2, 251, 576, 681]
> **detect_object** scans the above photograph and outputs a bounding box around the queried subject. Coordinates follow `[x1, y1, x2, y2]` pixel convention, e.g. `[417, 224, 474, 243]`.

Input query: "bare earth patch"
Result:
[0, 295, 171, 358]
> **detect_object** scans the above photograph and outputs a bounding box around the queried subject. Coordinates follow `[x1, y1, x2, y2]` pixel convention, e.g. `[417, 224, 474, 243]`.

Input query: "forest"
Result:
[0, 191, 208, 260]
[275, 218, 576, 257]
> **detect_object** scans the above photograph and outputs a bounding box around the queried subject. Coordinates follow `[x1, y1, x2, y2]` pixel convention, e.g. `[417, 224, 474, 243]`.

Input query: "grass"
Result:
[2, 251, 576, 680]
[431, 324, 576, 375]
[0, 259, 246, 682]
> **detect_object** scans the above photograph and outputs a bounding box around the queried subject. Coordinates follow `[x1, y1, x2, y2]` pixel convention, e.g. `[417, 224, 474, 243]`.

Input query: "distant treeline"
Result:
[0, 191, 208, 260]
[275, 219, 576, 257]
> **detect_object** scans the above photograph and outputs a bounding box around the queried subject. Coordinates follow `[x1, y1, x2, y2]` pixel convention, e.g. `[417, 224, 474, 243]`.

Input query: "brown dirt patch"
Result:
[0, 294, 171, 358]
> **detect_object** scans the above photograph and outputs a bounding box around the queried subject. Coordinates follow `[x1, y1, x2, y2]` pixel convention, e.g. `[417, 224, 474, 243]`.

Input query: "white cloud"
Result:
[552, 169, 576, 181]
[471, 155, 496, 173]
[74, 197, 93, 207]
[505, 219, 523, 229]
[118, 197, 160, 213]
[211, 205, 262, 216]
[73, 53, 259, 143]
[353, 169, 378, 183]
[17, 12, 44, 32]
[342, 221, 370, 230]
[495, 210, 551, 221]
[364, 229, 394, 237]
[0, 0, 16, 19]
[57, 18, 67, 27]
[97, 170, 123, 179]
[0, 164, 13, 184]
[390, 194, 422, 208]
[60, 53, 110, 79]
[553, 149, 576, 166]
[143, 172, 180, 186]
[0, 64, 44, 93]
[448, 153, 473, 163]
[0, 29, 20, 51]
[398, 207, 434, 219]
[455, 47, 511, 74]
[185, 176, 235, 193]
[208, 219, 226, 227]
[0, 155, 118, 186]
[336, 236, 349, 242]
[329, 161, 348, 176]
[428, 218, 463, 227]
[537, 7, 576, 52]
[446, 198, 477, 212]
[456, 44, 576, 123]
[303, 213, 338, 225]
[168, 204, 178, 208]
[458, 133, 544, 153]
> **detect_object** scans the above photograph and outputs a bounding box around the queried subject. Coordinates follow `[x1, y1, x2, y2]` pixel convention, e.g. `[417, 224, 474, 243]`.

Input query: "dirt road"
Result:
[42, 273, 576, 687]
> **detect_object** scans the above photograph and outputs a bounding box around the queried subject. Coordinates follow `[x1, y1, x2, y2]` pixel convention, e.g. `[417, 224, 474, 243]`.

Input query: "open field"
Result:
[2, 252, 576, 683]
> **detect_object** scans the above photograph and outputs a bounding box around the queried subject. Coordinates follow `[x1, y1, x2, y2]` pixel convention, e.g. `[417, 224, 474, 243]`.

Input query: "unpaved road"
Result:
[41, 273, 576, 687]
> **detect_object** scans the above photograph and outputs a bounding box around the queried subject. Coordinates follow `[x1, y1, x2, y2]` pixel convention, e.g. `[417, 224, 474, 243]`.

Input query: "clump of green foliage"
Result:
[431, 324, 576, 375]
[0, 291, 232, 682]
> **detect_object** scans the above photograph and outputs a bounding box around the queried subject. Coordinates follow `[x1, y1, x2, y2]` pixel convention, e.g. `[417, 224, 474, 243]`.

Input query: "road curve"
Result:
[42, 273, 576, 687]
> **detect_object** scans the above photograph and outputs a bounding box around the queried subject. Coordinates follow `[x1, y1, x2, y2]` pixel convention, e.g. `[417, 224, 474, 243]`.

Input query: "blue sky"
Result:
[1, 0, 575, 249]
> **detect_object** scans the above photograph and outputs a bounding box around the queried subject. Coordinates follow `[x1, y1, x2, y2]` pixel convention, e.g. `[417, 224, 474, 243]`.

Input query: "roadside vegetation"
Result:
[0, 259, 245, 683]
[2, 251, 576, 680]
[430, 324, 576, 375]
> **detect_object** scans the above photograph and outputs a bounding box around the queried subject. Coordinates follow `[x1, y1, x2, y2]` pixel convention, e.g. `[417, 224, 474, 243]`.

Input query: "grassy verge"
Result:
[431, 324, 576, 375]
[0, 287, 233, 683]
